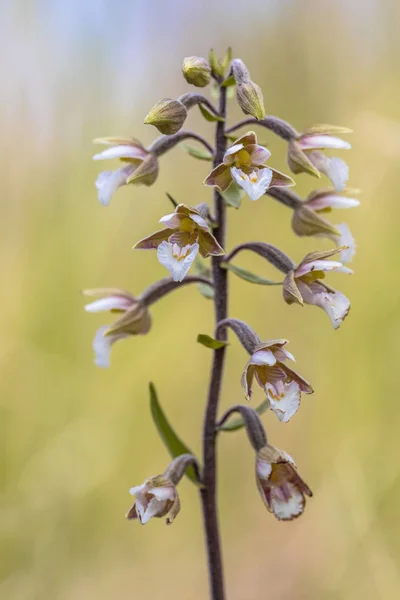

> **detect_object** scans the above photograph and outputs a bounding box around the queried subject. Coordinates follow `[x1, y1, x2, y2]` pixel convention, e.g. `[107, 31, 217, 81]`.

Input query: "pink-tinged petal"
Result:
[256, 459, 272, 480]
[93, 145, 146, 161]
[307, 193, 360, 210]
[334, 223, 356, 263]
[295, 259, 343, 277]
[157, 242, 199, 282]
[231, 166, 273, 201]
[92, 325, 127, 368]
[247, 144, 271, 165]
[326, 157, 349, 192]
[270, 484, 305, 520]
[268, 381, 301, 422]
[189, 212, 209, 230]
[159, 213, 182, 229]
[297, 281, 350, 329]
[197, 230, 225, 258]
[129, 483, 148, 496]
[151, 486, 175, 501]
[140, 497, 166, 524]
[269, 168, 296, 189]
[95, 165, 134, 206]
[204, 163, 233, 191]
[273, 348, 296, 363]
[133, 228, 173, 250]
[223, 143, 244, 163]
[250, 349, 277, 367]
[84, 295, 133, 313]
[298, 135, 351, 150]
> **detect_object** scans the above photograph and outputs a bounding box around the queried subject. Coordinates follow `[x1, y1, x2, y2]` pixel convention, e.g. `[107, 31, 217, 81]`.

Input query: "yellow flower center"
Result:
[234, 149, 251, 167]
[180, 217, 196, 233]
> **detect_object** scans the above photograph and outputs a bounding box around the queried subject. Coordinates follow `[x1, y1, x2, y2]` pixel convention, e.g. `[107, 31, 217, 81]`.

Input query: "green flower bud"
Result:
[236, 81, 266, 120]
[182, 56, 211, 87]
[144, 98, 187, 135]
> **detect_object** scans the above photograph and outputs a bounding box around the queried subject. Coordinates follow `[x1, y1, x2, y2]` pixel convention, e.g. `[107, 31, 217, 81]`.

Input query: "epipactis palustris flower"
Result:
[256, 445, 312, 521]
[83, 288, 151, 367]
[283, 248, 353, 329]
[288, 125, 351, 192]
[241, 339, 313, 422]
[204, 132, 294, 201]
[93, 137, 158, 206]
[293, 188, 360, 263]
[133, 203, 224, 282]
[126, 475, 180, 525]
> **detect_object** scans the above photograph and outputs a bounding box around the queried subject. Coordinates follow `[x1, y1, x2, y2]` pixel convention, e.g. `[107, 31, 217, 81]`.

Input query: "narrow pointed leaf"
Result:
[220, 262, 283, 285]
[218, 399, 270, 432]
[221, 75, 236, 88]
[149, 383, 199, 484]
[197, 334, 229, 350]
[199, 103, 225, 123]
[180, 143, 213, 161]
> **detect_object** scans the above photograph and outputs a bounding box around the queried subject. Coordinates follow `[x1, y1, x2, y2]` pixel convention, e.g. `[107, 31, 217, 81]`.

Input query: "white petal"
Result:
[150, 486, 175, 501]
[84, 295, 132, 313]
[308, 194, 360, 210]
[93, 145, 145, 161]
[256, 459, 272, 480]
[231, 167, 273, 201]
[92, 325, 126, 368]
[159, 212, 181, 228]
[327, 157, 349, 192]
[270, 485, 304, 520]
[268, 381, 301, 423]
[141, 497, 166, 524]
[295, 259, 343, 277]
[250, 349, 277, 366]
[189, 212, 209, 230]
[157, 242, 199, 282]
[95, 165, 133, 206]
[223, 143, 244, 162]
[298, 281, 350, 330]
[336, 223, 356, 263]
[129, 483, 147, 496]
[299, 135, 351, 150]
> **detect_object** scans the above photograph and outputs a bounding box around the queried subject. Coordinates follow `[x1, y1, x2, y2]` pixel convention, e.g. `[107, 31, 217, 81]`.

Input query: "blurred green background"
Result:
[1, 0, 400, 598]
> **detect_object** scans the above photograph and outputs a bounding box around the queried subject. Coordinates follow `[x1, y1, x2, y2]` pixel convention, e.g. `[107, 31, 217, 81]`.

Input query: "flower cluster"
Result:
[83, 48, 358, 565]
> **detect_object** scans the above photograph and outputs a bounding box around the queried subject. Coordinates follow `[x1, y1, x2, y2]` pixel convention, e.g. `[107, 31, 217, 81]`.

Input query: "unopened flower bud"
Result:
[292, 204, 339, 237]
[182, 56, 211, 87]
[236, 81, 265, 121]
[144, 98, 187, 135]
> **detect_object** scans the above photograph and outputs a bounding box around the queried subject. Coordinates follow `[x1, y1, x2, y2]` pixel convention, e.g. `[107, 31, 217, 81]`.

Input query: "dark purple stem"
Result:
[200, 84, 228, 600]
[225, 116, 298, 141]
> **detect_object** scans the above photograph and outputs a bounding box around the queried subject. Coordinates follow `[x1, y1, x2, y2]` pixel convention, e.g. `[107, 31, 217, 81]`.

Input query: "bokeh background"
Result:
[1, 0, 400, 598]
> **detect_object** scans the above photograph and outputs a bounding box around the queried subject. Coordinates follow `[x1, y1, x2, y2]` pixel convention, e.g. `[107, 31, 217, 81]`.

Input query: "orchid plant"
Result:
[83, 49, 357, 600]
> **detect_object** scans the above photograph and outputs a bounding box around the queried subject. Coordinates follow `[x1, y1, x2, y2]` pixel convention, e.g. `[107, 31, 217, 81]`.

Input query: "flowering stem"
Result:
[266, 187, 302, 209]
[225, 115, 298, 141]
[149, 130, 214, 157]
[200, 84, 228, 600]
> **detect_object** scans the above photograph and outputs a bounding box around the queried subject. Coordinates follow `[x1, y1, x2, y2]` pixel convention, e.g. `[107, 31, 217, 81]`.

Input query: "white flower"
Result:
[157, 241, 200, 282]
[231, 166, 273, 201]
[126, 476, 180, 525]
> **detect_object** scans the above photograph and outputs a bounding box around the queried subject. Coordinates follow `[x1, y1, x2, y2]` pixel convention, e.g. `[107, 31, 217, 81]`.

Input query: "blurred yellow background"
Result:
[1, 0, 400, 598]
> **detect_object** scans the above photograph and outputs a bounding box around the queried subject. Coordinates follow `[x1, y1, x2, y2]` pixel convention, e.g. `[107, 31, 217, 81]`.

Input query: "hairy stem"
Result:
[200, 84, 228, 600]
[148, 130, 214, 157]
[225, 115, 298, 141]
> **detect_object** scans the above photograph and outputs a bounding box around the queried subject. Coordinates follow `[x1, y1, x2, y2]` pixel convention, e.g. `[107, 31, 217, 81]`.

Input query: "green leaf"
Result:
[149, 383, 199, 484]
[221, 75, 236, 88]
[180, 143, 213, 162]
[197, 334, 229, 350]
[218, 399, 270, 432]
[193, 259, 214, 300]
[199, 103, 225, 123]
[221, 262, 283, 285]
[221, 181, 244, 208]
[198, 283, 214, 300]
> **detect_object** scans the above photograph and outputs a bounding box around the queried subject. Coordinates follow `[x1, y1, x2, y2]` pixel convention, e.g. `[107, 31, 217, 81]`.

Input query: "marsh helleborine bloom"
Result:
[93, 137, 158, 206]
[83, 289, 151, 367]
[134, 203, 224, 282]
[293, 188, 359, 263]
[241, 339, 313, 422]
[204, 132, 294, 201]
[283, 248, 352, 329]
[256, 445, 312, 521]
[287, 125, 351, 192]
[126, 475, 180, 525]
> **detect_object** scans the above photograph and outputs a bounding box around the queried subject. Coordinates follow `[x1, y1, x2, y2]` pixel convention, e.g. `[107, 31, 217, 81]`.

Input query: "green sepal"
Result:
[199, 103, 225, 123]
[180, 143, 213, 161]
[221, 182, 244, 208]
[218, 399, 270, 432]
[220, 262, 283, 285]
[197, 334, 229, 350]
[149, 383, 199, 484]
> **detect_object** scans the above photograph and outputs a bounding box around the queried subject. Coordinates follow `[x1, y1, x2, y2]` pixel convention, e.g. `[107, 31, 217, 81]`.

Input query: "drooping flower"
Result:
[241, 339, 313, 422]
[93, 137, 158, 206]
[204, 132, 294, 201]
[292, 188, 360, 263]
[126, 475, 180, 525]
[282, 248, 352, 329]
[83, 289, 151, 367]
[256, 445, 312, 521]
[287, 125, 351, 191]
[133, 203, 224, 282]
